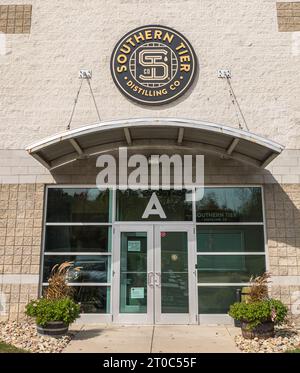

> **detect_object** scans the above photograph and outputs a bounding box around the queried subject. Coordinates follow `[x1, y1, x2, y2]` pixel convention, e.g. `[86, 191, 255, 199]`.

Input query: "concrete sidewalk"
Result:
[64, 324, 241, 353]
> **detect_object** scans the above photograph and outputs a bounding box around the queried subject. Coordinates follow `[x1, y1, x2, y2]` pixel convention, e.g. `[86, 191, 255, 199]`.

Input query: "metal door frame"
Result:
[113, 223, 197, 324]
[112, 224, 154, 324]
[154, 224, 197, 324]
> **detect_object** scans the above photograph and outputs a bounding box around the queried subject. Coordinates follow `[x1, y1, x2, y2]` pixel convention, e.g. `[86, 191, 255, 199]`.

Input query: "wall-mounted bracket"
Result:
[79, 69, 92, 79]
[218, 69, 231, 79]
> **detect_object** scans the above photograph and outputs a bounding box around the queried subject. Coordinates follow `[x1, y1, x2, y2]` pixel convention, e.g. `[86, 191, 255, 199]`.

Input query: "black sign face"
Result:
[111, 25, 197, 105]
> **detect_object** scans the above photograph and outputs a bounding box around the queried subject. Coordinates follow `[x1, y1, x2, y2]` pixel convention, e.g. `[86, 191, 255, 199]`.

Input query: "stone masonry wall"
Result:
[265, 183, 300, 324]
[277, 2, 300, 31]
[0, 183, 44, 321]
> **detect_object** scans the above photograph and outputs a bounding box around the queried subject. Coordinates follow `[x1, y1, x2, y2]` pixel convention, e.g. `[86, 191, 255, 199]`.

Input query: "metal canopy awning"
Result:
[26, 118, 284, 170]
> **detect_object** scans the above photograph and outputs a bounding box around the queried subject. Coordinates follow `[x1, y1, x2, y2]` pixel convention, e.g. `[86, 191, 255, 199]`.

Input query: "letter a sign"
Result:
[142, 192, 166, 219]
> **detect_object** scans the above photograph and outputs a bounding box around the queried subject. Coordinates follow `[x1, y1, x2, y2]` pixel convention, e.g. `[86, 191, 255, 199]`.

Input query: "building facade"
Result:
[0, 0, 300, 325]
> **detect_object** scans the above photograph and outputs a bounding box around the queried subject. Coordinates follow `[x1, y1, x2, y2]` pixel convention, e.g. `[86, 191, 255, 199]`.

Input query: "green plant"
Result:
[229, 299, 288, 330]
[286, 348, 300, 353]
[25, 297, 80, 326]
[0, 342, 29, 353]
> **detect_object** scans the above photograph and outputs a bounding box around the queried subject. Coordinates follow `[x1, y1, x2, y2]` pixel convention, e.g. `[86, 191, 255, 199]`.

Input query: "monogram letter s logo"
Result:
[138, 49, 169, 81]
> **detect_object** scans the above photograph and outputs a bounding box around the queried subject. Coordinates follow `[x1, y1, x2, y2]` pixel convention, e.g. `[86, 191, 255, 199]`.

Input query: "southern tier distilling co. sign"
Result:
[111, 25, 197, 105]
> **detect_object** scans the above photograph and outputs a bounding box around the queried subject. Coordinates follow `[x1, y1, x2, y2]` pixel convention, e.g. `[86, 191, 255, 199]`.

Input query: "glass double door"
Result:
[113, 225, 197, 324]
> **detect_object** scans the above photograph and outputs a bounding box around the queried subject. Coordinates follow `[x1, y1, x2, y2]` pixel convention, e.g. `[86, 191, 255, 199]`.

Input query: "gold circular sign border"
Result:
[111, 25, 197, 106]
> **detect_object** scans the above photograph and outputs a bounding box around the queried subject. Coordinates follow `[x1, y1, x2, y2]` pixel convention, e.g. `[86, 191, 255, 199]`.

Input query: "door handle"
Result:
[148, 272, 154, 287]
[155, 272, 161, 287]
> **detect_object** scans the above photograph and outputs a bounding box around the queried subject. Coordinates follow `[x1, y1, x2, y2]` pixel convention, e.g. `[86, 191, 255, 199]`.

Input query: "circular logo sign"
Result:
[111, 25, 197, 105]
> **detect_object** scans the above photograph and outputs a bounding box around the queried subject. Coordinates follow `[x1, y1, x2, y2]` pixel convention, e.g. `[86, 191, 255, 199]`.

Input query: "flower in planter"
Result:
[228, 272, 288, 339]
[229, 298, 288, 330]
[25, 297, 80, 327]
[25, 262, 81, 336]
[271, 307, 277, 322]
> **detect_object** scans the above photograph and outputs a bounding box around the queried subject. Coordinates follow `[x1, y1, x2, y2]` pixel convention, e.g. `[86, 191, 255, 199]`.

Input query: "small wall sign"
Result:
[111, 25, 197, 105]
[130, 287, 145, 299]
[128, 240, 141, 252]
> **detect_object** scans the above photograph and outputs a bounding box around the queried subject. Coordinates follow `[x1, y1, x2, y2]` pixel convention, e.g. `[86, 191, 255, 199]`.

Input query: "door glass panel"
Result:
[161, 232, 189, 313]
[120, 232, 148, 313]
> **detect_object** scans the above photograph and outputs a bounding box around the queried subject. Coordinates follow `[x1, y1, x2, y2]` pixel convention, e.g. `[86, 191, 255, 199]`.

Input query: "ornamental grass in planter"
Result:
[26, 262, 81, 337]
[228, 273, 288, 339]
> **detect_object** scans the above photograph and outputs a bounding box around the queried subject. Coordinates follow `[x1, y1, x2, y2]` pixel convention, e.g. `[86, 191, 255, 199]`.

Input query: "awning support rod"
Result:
[67, 70, 101, 131]
[124, 128, 132, 145]
[226, 138, 239, 155]
[69, 138, 84, 156]
[177, 127, 184, 144]
[261, 152, 278, 168]
[67, 79, 83, 130]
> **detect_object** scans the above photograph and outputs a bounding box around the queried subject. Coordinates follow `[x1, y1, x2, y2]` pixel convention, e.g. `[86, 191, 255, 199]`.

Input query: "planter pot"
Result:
[37, 321, 69, 337]
[234, 319, 241, 328]
[241, 321, 275, 339]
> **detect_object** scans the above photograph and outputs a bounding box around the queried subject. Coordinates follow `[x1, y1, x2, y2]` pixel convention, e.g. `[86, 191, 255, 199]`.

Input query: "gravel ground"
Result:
[235, 325, 300, 353]
[0, 320, 75, 353]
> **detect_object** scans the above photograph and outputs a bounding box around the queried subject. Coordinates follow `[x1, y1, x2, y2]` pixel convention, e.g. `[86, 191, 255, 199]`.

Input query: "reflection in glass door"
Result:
[160, 232, 189, 314]
[119, 232, 148, 314]
[155, 225, 197, 324]
[113, 225, 196, 324]
[113, 225, 154, 324]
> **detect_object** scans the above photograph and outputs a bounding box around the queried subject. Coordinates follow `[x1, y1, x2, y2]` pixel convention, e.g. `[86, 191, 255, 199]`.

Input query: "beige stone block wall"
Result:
[0, 183, 44, 321]
[0, 4, 32, 34]
[277, 2, 300, 31]
[265, 183, 300, 324]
